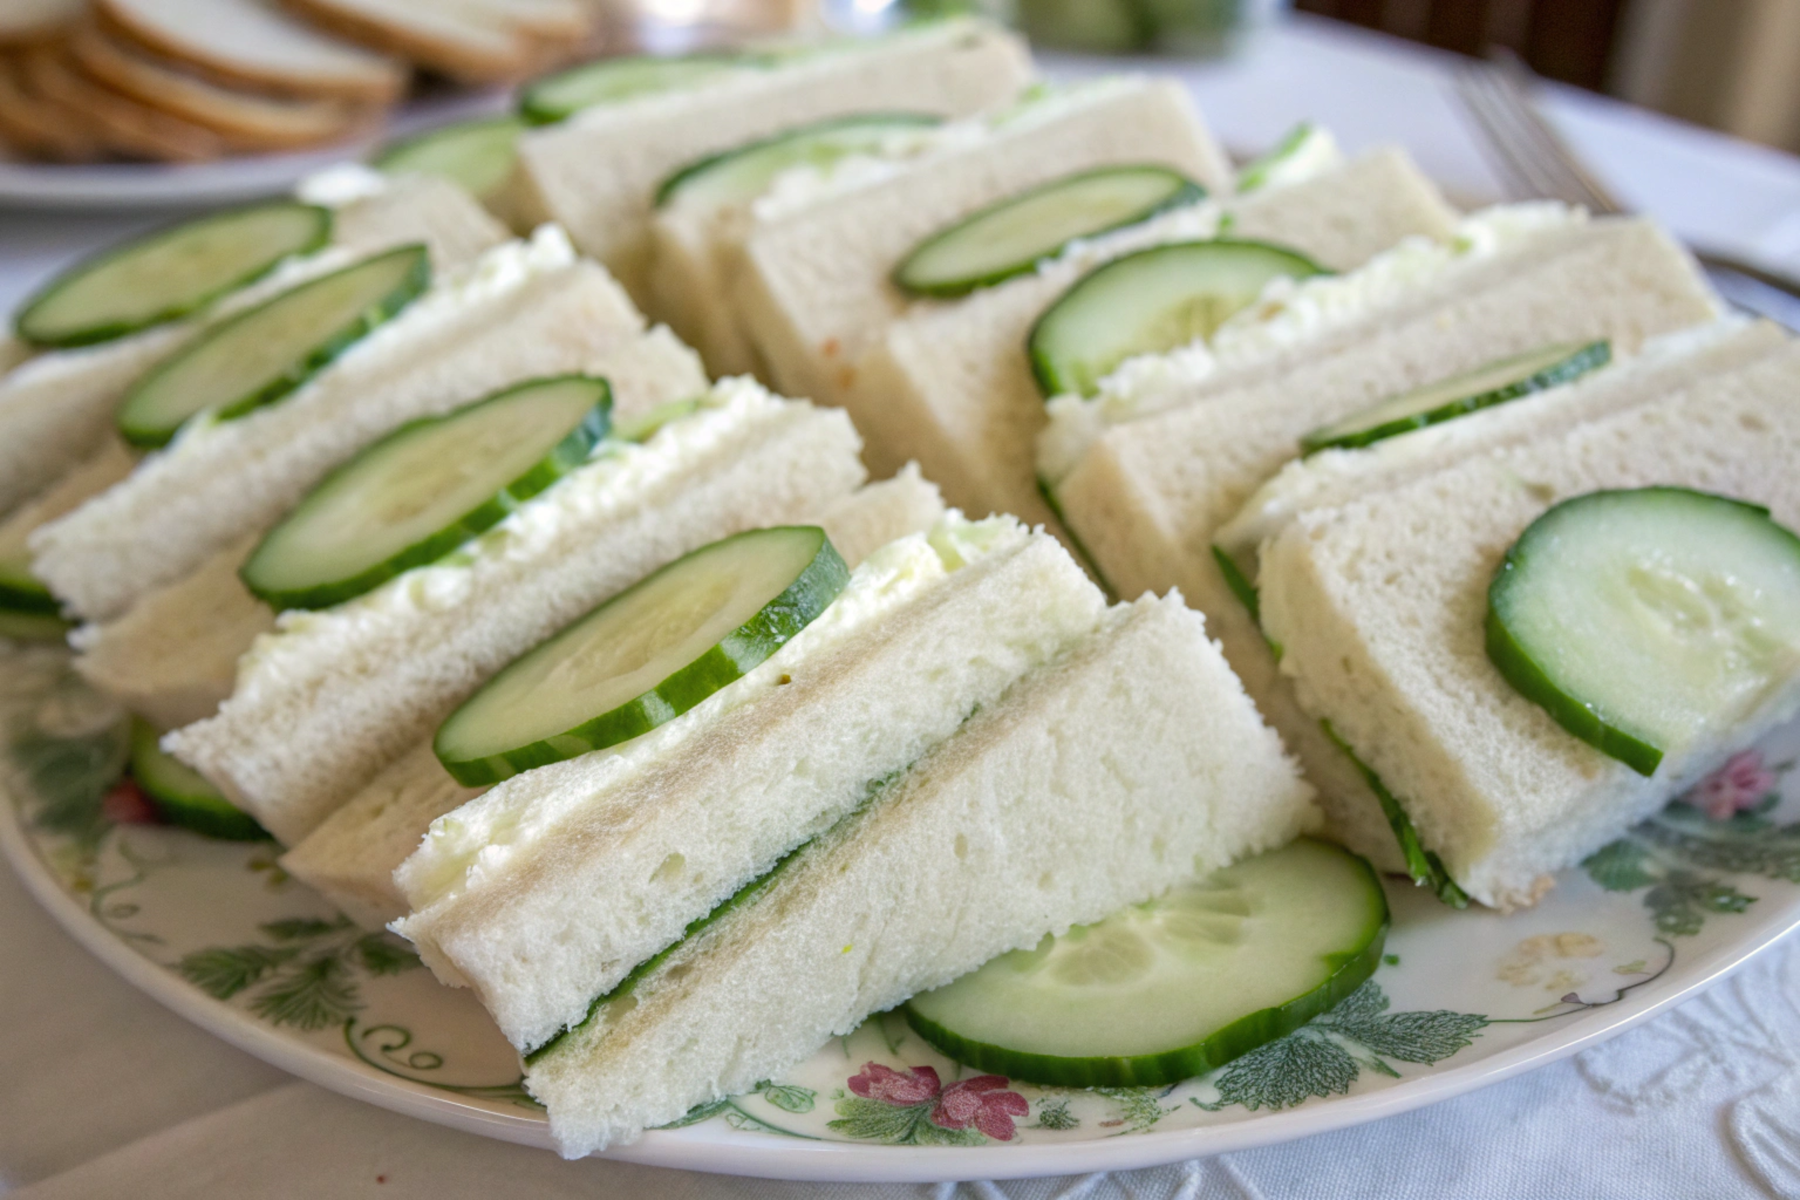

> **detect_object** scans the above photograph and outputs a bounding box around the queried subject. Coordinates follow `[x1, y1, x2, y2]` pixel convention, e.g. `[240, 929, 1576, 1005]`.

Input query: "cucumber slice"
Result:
[904, 838, 1389, 1088]
[1237, 122, 1336, 194]
[0, 609, 67, 641]
[894, 165, 1207, 299]
[375, 115, 525, 203]
[1487, 487, 1800, 777]
[116, 244, 431, 448]
[655, 112, 940, 210]
[1028, 239, 1327, 397]
[1300, 341, 1611, 456]
[1321, 721, 1468, 907]
[130, 719, 267, 841]
[520, 54, 751, 126]
[14, 201, 332, 348]
[0, 552, 57, 617]
[241, 375, 611, 612]
[434, 525, 850, 785]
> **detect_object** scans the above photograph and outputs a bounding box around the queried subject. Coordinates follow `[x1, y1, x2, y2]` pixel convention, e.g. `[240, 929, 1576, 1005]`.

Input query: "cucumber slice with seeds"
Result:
[375, 115, 524, 203]
[895, 164, 1206, 298]
[656, 112, 940, 210]
[1487, 487, 1800, 777]
[116, 244, 430, 448]
[130, 718, 267, 840]
[434, 525, 849, 785]
[1028, 239, 1327, 397]
[241, 375, 611, 612]
[15, 201, 332, 348]
[904, 838, 1389, 1088]
[521, 54, 752, 125]
[1300, 341, 1611, 456]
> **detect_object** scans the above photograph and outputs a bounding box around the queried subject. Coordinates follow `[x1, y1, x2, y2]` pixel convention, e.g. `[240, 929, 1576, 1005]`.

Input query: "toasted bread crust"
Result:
[95, 0, 407, 104]
[70, 22, 374, 150]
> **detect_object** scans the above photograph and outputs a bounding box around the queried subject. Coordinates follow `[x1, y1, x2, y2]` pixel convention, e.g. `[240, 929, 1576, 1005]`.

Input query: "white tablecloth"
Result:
[5, 14, 1800, 1198]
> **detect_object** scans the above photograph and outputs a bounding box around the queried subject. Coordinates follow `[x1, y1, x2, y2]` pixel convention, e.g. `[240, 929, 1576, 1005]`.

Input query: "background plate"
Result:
[0, 90, 506, 209]
[4, 643, 1798, 1182]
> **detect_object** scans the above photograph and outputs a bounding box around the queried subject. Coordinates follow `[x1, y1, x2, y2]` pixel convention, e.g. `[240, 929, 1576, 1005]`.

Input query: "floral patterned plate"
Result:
[5, 642, 1800, 1183]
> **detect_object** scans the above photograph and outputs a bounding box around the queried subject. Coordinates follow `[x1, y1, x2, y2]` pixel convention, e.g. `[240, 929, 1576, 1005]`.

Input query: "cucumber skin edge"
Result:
[1299, 340, 1611, 457]
[654, 112, 942, 210]
[435, 527, 851, 787]
[892, 168, 1208, 300]
[15, 203, 333, 349]
[117, 245, 432, 449]
[901, 846, 1391, 1089]
[240, 377, 613, 612]
[1321, 721, 1470, 908]
[129, 720, 269, 842]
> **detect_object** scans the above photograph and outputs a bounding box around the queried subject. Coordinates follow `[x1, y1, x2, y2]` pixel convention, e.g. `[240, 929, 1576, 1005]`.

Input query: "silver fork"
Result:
[1452, 50, 1800, 330]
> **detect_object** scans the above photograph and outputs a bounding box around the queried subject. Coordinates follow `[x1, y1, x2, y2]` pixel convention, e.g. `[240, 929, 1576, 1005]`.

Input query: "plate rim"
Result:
[7, 780, 1798, 1182]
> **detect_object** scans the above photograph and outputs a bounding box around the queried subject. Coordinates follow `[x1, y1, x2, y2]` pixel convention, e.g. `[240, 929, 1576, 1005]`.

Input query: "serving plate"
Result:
[0, 90, 507, 210]
[5, 641, 1798, 1182]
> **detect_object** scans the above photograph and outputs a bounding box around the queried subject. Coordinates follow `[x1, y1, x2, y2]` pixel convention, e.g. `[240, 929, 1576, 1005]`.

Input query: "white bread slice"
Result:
[1051, 218, 1719, 614]
[0, 439, 135, 603]
[526, 593, 1316, 1154]
[70, 24, 371, 151]
[509, 19, 1034, 301]
[1049, 217, 1717, 872]
[732, 78, 1232, 413]
[168, 380, 868, 846]
[281, 465, 947, 930]
[1216, 317, 1793, 567]
[845, 147, 1458, 530]
[392, 515, 1108, 1051]
[95, 0, 407, 103]
[0, 340, 33, 376]
[71, 326, 708, 730]
[0, 172, 507, 518]
[1260, 340, 1800, 908]
[31, 227, 633, 623]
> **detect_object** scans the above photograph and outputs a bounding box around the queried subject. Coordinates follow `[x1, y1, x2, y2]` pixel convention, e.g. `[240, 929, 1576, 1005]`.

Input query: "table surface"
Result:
[4, 14, 1800, 1199]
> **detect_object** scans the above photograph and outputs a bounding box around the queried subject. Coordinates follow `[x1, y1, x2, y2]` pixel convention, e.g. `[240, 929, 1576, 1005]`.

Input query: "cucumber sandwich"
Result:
[1034, 210, 1719, 879]
[31, 226, 643, 625]
[0, 171, 507, 518]
[496, 591, 1316, 1154]
[1258, 337, 1800, 907]
[846, 140, 1458, 533]
[165, 377, 875, 846]
[70, 326, 707, 730]
[280, 466, 946, 930]
[733, 77, 1232, 413]
[649, 111, 945, 376]
[511, 17, 1032, 301]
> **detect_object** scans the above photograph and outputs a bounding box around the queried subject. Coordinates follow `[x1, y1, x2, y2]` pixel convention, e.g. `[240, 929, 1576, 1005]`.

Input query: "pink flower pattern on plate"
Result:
[102, 778, 161, 826]
[1690, 750, 1778, 821]
[845, 1062, 1030, 1142]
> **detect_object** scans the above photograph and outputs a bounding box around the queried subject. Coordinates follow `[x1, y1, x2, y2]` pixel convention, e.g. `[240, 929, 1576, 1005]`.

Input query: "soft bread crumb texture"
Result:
[735, 78, 1228, 411]
[0, 173, 505, 517]
[1260, 341, 1800, 908]
[1214, 318, 1789, 562]
[512, 19, 1034, 300]
[68, 326, 709, 731]
[394, 520, 1107, 1051]
[280, 466, 946, 930]
[34, 234, 635, 623]
[844, 147, 1457, 535]
[1050, 217, 1718, 870]
[169, 386, 866, 846]
[527, 594, 1315, 1155]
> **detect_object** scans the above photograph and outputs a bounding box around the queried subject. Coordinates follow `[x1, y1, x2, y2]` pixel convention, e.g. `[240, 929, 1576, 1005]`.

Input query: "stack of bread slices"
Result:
[0, 0, 594, 163]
